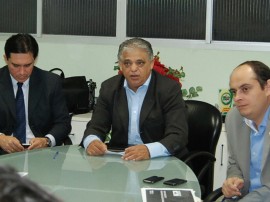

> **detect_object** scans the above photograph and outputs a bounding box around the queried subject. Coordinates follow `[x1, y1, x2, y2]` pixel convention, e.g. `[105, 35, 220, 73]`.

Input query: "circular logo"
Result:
[221, 92, 232, 105]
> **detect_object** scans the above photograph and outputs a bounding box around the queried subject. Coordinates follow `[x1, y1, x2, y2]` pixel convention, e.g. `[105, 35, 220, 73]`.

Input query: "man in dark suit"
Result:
[81, 37, 188, 160]
[0, 33, 71, 154]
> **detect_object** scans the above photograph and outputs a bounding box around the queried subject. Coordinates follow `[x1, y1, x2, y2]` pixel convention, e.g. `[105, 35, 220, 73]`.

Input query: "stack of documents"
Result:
[141, 188, 201, 202]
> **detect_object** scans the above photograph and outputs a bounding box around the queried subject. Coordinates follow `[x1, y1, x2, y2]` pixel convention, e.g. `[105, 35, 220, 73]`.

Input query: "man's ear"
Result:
[33, 57, 38, 65]
[3, 55, 8, 64]
[265, 79, 270, 95]
[150, 59, 154, 70]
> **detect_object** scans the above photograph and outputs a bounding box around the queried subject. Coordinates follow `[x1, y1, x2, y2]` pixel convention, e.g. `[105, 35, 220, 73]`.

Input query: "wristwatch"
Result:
[46, 137, 52, 147]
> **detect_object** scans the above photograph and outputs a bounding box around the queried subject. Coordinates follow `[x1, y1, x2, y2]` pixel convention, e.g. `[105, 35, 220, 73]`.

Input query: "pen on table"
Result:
[53, 151, 59, 159]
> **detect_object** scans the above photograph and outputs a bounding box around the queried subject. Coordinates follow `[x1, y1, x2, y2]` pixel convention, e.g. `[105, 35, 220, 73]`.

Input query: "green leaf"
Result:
[182, 89, 188, 97]
[180, 72, 185, 78]
[188, 87, 196, 94]
[191, 92, 199, 97]
[196, 86, 203, 92]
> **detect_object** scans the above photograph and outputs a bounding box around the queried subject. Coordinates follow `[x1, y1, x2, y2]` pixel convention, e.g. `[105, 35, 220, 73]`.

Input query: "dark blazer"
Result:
[0, 66, 71, 146]
[82, 70, 188, 157]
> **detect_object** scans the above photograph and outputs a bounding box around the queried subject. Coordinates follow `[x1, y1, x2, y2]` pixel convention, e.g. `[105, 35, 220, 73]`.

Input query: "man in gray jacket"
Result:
[222, 61, 270, 201]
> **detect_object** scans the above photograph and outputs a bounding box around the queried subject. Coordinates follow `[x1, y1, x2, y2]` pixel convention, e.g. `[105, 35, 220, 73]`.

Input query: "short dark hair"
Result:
[4, 33, 39, 59]
[237, 61, 270, 89]
[0, 166, 62, 202]
[117, 37, 153, 61]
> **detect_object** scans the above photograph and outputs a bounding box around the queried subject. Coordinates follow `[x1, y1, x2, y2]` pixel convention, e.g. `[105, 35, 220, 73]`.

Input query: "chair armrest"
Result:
[204, 187, 223, 202]
[182, 151, 216, 181]
[183, 151, 216, 164]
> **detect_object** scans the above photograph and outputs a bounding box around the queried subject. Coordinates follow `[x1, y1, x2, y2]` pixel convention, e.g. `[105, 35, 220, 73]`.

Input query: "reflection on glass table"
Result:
[0, 145, 201, 202]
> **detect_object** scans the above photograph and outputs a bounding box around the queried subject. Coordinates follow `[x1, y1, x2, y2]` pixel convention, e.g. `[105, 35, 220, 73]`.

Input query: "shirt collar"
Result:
[10, 74, 30, 87]
[244, 106, 270, 134]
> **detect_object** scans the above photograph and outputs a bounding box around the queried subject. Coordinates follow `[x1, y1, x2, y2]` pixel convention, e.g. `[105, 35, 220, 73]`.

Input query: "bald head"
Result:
[231, 61, 270, 89]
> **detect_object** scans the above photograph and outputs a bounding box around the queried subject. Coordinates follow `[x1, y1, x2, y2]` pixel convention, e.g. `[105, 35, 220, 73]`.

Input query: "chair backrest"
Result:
[185, 100, 222, 155]
[185, 100, 222, 199]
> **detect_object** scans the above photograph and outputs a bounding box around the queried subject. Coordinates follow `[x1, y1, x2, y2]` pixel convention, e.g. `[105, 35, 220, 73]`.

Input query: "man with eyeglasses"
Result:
[221, 61, 270, 201]
[81, 37, 188, 161]
[0, 33, 71, 154]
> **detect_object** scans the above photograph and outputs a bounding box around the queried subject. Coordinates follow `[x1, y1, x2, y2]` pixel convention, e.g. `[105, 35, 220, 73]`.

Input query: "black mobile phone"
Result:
[22, 143, 30, 148]
[163, 178, 187, 186]
[143, 176, 164, 184]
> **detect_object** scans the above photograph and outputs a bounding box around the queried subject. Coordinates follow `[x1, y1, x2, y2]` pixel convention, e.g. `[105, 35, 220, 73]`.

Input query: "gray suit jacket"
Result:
[0, 66, 71, 148]
[81, 70, 188, 158]
[225, 107, 270, 201]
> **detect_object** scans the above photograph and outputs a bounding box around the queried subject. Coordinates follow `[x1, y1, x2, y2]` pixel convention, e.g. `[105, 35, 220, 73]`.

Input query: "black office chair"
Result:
[204, 187, 223, 202]
[183, 100, 222, 200]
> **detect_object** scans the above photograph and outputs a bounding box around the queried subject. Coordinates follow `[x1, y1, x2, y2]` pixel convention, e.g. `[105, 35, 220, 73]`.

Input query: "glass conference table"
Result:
[0, 145, 201, 202]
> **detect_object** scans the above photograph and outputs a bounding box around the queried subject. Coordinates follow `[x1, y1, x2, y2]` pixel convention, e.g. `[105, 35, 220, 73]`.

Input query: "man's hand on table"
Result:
[0, 134, 24, 153]
[86, 139, 107, 156]
[86, 141, 150, 161]
[28, 137, 49, 150]
[122, 144, 150, 161]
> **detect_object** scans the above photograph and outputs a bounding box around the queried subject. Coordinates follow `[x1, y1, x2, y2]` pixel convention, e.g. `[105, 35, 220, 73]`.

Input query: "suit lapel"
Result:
[0, 67, 16, 119]
[140, 72, 155, 127]
[114, 86, 129, 132]
[241, 124, 251, 176]
[28, 68, 43, 116]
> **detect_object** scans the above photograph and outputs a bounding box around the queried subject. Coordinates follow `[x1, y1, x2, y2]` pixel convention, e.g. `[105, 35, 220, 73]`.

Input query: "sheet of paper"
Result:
[141, 188, 201, 202]
[105, 150, 124, 156]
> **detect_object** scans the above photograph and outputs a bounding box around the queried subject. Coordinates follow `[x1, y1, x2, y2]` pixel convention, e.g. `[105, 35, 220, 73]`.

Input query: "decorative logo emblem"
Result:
[221, 92, 232, 105]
